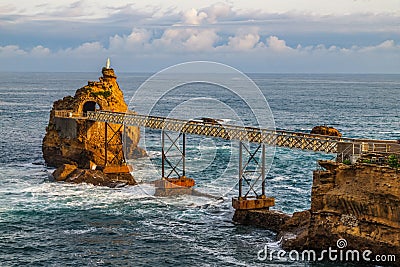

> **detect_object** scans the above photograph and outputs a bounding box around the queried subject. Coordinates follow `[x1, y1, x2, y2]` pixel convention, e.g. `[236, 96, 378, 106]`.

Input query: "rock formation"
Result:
[233, 160, 400, 265]
[311, 125, 342, 137]
[287, 160, 400, 260]
[42, 65, 146, 187]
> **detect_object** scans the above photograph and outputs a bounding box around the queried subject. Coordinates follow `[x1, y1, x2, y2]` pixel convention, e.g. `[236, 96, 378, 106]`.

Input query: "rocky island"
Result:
[42, 61, 146, 187]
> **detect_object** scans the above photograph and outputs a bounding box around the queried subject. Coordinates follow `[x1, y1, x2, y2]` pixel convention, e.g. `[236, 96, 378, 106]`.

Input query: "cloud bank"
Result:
[0, 1, 399, 72]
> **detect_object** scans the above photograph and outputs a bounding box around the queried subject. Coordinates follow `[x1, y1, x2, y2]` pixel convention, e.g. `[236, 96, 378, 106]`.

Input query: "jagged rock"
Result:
[277, 210, 311, 250]
[42, 66, 146, 186]
[233, 160, 400, 265]
[297, 161, 400, 259]
[58, 166, 136, 187]
[311, 125, 342, 137]
[52, 164, 78, 181]
[233, 209, 290, 233]
[43, 67, 146, 169]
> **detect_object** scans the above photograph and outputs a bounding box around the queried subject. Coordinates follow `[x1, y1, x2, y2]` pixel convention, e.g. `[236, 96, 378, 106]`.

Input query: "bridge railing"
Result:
[54, 110, 84, 118]
[86, 110, 341, 153]
[83, 110, 399, 155]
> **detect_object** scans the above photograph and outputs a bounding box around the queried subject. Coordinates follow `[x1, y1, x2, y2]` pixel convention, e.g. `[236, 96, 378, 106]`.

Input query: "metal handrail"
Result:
[54, 109, 398, 155]
[54, 110, 83, 118]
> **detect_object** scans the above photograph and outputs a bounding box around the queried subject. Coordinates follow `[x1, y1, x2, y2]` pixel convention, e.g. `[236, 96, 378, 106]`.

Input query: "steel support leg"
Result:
[162, 131, 165, 178]
[161, 131, 186, 179]
[233, 141, 273, 210]
[238, 141, 266, 199]
[182, 133, 186, 177]
[239, 141, 243, 198]
[262, 143, 266, 197]
[104, 122, 125, 167]
[105, 122, 108, 167]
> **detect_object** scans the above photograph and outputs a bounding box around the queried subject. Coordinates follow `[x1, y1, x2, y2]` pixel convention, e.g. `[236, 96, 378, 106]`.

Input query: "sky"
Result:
[0, 0, 399, 73]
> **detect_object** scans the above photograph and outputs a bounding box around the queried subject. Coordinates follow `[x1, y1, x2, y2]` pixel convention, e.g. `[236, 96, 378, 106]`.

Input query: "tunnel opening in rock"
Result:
[82, 101, 100, 115]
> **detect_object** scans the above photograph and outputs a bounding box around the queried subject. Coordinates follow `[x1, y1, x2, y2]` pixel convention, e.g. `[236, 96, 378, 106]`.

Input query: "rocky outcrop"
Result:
[311, 125, 342, 137]
[42, 65, 146, 186]
[296, 161, 399, 259]
[233, 210, 290, 232]
[233, 160, 400, 265]
[52, 163, 78, 181]
[53, 163, 136, 187]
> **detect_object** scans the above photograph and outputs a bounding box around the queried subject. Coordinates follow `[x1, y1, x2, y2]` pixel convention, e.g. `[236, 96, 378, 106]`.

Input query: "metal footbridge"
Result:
[55, 109, 399, 209]
[81, 110, 397, 154]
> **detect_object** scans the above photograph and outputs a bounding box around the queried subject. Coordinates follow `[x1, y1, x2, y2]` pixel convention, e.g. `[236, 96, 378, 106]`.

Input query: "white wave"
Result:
[219, 118, 233, 124]
[146, 150, 162, 157]
[63, 227, 98, 235]
[271, 184, 309, 194]
[268, 176, 287, 182]
[195, 144, 217, 150]
[264, 236, 283, 250]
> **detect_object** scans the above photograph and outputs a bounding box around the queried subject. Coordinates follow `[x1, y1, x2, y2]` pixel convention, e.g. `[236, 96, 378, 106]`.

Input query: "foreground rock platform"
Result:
[233, 160, 400, 265]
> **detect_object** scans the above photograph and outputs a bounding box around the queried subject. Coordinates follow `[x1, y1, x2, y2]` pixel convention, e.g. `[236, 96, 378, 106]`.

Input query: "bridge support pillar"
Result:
[233, 142, 275, 210]
[156, 131, 195, 196]
[103, 122, 133, 174]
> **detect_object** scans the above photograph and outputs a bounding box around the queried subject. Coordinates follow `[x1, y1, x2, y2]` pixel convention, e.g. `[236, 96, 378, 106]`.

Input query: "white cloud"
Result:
[0, 2, 399, 72]
[293, 40, 400, 56]
[109, 28, 151, 51]
[226, 33, 260, 51]
[183, 29, 219, 51]
[0, 45, 27, 56]
[359, 40, 398, 52]
[31, 45, 51, 56]
[181, 8, 208, 25]
[0, 35, 399, 72]
[178, 3, 233, 25]
[2, 30, 400, 60]
[203, 3, 232, 23]
[266, 36, 292, 52]
[2, 0, 399, 18]
[75, 42, 105, 53]
[153, 28, 218, 52]
[59, 42, 105, 57]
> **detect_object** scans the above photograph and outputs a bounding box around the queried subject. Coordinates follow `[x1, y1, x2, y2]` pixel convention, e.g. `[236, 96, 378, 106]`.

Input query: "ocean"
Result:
[0, 72, 399, 266]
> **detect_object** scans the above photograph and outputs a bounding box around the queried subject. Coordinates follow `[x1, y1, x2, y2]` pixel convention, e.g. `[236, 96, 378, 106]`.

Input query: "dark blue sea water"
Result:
[0, 72, 399, 266]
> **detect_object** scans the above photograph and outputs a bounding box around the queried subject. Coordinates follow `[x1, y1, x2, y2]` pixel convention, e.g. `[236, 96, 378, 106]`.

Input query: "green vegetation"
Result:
[361, 159, 371, 164]
[388, 155, 399, 168]
[343, 159, 351, 165]
[90, 90, 112, 98]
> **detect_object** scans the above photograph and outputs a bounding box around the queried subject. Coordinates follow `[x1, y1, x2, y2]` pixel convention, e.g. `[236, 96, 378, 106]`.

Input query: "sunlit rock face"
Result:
[42, 66, 146, 187]
[233, 160, 400, 265]
[280, 160, 400, 264]
[311, 125, 342, 137]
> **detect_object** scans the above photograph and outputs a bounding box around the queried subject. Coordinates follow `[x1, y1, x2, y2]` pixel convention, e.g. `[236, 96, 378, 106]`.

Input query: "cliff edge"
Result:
[281, 161, 399, 261]
[234, 160, 400, 265]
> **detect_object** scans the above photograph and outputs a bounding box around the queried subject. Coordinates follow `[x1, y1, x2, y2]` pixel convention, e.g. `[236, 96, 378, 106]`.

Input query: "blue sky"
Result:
[0, 0, 399, 73]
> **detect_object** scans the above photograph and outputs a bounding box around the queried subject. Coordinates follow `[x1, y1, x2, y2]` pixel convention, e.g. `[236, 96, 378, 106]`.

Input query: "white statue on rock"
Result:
[106, 58, 111, 69]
